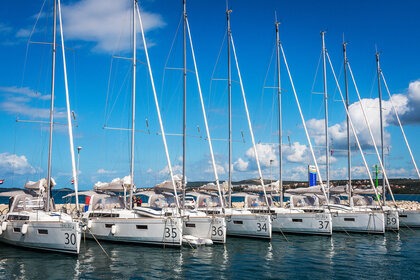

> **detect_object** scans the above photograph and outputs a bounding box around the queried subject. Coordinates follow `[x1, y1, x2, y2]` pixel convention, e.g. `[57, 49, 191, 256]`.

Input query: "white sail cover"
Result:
[94, 176, 134, 192]
[153, 174, 183, 193]
[24, 178, 56, 192]
[285, 185, 325, 194]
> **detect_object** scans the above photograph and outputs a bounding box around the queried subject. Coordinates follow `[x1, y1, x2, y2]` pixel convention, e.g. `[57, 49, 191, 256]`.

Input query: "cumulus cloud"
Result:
[96, 168, 117, 174]
[204, 160, 226, 175]
[306, 80, 420, 153]
[233, 142, 310, 173]
[234, 157, 249, 172]
[284, 142, 309, 163]
[0, 153, 36, 175]
[61, 0, 165, 53]
[0, 86, 66, 119]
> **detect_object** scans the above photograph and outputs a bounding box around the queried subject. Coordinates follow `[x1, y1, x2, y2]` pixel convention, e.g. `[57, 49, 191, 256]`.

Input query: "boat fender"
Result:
[205, 239, 213, 246]
[21, 223, 28, 235]
[87, 220, 92, 229]
[0, 227, 2, 235]
[1, 221, 7, 231]
[111, 225, 117, 235]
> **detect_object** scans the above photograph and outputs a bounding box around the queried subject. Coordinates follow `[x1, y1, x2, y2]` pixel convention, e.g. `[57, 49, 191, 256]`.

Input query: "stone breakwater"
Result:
[395, 201, 420, 210]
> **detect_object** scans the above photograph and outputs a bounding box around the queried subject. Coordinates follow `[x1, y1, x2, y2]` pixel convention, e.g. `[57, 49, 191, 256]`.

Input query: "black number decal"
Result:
[64, 233, 76, 245]
[387, 217, 397, 225]
[319, 221, 329, 229]
[165, 227, 177, 238]
[212, 226, 224, 236]
[257, 223, 267, 232]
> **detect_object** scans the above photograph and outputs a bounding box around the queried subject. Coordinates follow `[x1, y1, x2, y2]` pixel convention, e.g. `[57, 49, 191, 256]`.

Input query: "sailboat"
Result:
[220, 7, 272, 239]
[131, 0, 227, 246]
[318, 33, 385, 234]
[0, 0, 82, 254]
[251, 20, 332, 236]
[374, 52, 418, 229]
[175, 0, 226, 245]
[79, 0, 183, 247]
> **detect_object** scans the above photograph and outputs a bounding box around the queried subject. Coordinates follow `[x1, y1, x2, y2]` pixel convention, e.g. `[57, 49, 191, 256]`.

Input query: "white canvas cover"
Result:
[94, 176, 134, 192]
[24, 178, 56, 192]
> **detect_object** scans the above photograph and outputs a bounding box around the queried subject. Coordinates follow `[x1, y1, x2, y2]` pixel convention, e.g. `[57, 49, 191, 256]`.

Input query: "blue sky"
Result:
[0, 0, 419, 190]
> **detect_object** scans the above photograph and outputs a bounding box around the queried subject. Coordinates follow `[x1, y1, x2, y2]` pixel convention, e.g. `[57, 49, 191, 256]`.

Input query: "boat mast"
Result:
[343, 42, 352, 205]
[184, 7, 226, 209]
[182, 0, 187, 209]
[321, 31, 330, 198]
[376, 52, 386, 206]
[275, 20, 283, 207]
[46, 0, 57, 212]
[129, 0, 137, 210]
[227, 7, 232, 208]
[57, 0, 79, 209]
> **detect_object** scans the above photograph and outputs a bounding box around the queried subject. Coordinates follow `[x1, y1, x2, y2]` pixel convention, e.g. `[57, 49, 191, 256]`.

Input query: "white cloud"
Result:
[284, 142, 309, 163]
[62, 0, 165, 53]
[234, 158, 249, 172]
[96, 168, 116, 174]
[245, 143, 278, 168]
[204, 160, 226, 175]
[306, 80, 420, 152]
[0, 86, 66, 119]
[0, 153, 36, 175]
[317, 155, 337, 165]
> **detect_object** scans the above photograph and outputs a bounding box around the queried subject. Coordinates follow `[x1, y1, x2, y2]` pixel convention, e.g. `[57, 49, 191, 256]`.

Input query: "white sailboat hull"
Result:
[0, 215, 81, 254]
[183, 215, 226, 244]
[384, 208, 400, 230]
[84, 216, 183, 247]
[225, 209, 272, 239]
[398, 209, 420, 228]
[271, 210, 332, 236]
[84, 207, 183, 246]
[330, 207, 385, 234]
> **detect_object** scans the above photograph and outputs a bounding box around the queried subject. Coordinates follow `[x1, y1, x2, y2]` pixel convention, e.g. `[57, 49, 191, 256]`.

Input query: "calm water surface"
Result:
[1, 230, 419, 280]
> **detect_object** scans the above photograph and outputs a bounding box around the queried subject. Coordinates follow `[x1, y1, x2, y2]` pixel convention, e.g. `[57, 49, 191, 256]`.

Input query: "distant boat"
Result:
[0, 0, 82, 254]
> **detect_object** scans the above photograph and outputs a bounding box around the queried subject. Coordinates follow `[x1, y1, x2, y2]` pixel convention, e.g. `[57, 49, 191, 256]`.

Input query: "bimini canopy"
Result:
[94, 176, 134, 192]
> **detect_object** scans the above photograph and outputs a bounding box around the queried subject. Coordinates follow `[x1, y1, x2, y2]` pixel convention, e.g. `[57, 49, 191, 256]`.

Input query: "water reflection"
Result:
[1, 231, 420, 279]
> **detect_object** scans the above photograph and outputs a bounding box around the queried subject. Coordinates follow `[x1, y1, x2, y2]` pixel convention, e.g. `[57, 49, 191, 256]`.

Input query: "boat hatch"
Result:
[13, 227, 21, 233]
[38, 229, 48, 234]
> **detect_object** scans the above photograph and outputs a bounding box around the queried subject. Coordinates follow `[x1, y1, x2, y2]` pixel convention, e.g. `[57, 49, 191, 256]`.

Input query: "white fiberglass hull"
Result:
[398, 209, 420, 228]
[271, 209, 332, 236]
[84, 210, 182, 247]
[384, 208, 400, 231]
[183, 215, 226, 244]
[329, 206, 385, 234]
[225, 209, 272, 239]
[0, 213, 81, 254]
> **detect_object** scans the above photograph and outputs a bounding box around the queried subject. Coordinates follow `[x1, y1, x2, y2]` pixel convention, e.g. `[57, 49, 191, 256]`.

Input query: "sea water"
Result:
[1, 230, 419, 279]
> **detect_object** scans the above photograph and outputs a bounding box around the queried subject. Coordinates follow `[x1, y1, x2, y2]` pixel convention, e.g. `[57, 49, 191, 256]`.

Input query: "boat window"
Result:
[7, 215, 30, 221]
[38, 229, 48, 234]
[136, 225, 148, 229]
